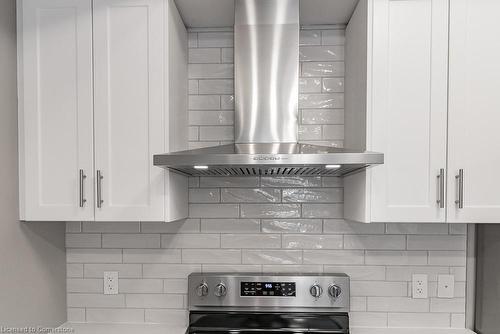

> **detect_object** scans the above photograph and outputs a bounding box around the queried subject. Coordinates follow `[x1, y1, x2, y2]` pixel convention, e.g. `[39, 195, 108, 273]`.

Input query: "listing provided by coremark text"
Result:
[0, 327, 74, 333]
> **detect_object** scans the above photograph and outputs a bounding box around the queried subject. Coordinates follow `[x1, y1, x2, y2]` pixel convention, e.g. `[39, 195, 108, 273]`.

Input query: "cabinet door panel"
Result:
[370, 0, 448, 222]
[19, 0, 94, 221]
[93, 0, 165, 221]
[447, 0, 500, 223]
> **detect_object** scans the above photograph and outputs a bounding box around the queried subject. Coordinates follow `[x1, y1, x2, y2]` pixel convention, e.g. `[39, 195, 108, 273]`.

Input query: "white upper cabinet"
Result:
[345, 0, 449, 223]
[93, 0, 166, 221]
[18, 0, 188, 222]
[447, 0, 500, 223]
[18, 0, 94, 221]
[369, 0, 449, 222]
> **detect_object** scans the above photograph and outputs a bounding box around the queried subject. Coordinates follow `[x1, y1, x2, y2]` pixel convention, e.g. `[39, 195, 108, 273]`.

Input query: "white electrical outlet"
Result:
[437, 274, 455, 298]
[412, 274, 428, 299]
[104, 271, 119, 295]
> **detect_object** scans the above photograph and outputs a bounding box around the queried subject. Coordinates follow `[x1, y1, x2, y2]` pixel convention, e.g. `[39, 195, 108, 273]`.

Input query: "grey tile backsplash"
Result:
[65, 28, 467, 328]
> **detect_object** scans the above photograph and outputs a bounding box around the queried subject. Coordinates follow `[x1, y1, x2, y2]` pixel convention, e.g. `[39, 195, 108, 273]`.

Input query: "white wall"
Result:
[0, 0, 67, 327]
[65, 29, 468, 329]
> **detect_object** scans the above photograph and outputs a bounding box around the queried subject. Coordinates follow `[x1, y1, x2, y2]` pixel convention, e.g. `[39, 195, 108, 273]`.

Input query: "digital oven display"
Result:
[240, 282, 296, 297]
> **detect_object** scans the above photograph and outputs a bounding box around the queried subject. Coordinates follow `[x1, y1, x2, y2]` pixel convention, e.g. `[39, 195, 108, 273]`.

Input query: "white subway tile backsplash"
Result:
[145, 309, 187, 325]
[302, 61, 345, 77]
[302, 204, 343, 218]
[323, 220, 385, 234]
[300, 46, 344, 62]
[82, 222, 141, 234]
[66, 29, 467, 329]
[299, 93, 344, 109]
[67, 249, 122, 263]
[221, 234, 281, 249]
[188, 64, 233, 79]
[300, 30, 321, 46]
[189, 204, 239, 218]
[198, 32, 233, 47]
[365, 251, 428, 266]
[387, 313, 450, 328]
[324, 266, 386, 281]
[407, 235, 466, 251]
[67, 308, 86, 322]
[126, 294, 184, 309]
[367, 297, 429, 312]
[68, 294, 125, 308]
[86, 308, 145, 323]
[221, 188, 281, 203]
[299, 78, 322, 93]
[428, 251, 466, 266]
[182, 249, 241, 264]
[301, 109, 344, 125]
[102, 234, 160, 249]
[283, 188, 343, 203]
[201, 219, 260, 233]
[123, 249, 181, 264]
[67, 279, 103, 293]
[141, 220, 200, 234]
[200, 177, 259, 188]
[189, 48, 220, 63]
[242, 250, 302, 265]
[283, 235, 343, 249]
[189, 110, 234, 126]
[240, 204, 301, 218]
[261, 219, 323, 234]
[66, 234, 101, 248]
[198, 79, 234, 94]
[303, 250, 364, 265]
[189, 188, 220, 203]
[351, 282, 408, 297]
[162, 234, 220, 249]
[143, 264, 201, 279]
[321, 30, 345, 46]
[344, 235, 406, 250]
[84, 264, 142, 278]
[119, 279, 164, 294]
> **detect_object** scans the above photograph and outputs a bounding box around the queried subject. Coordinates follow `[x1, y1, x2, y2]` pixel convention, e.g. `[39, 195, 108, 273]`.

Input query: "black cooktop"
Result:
[187, 312, 349, 334]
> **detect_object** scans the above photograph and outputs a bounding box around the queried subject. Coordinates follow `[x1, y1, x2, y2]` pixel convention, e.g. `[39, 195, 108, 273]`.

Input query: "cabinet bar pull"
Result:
[455, 169, 464, 209]
[79, 169, 87, 207]
[437, 168, 445, 208]
[97, 170, 104, 208]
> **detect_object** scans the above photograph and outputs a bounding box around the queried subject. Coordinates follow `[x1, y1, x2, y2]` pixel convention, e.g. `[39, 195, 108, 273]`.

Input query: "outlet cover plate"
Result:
[104, 271, 119, 295]
[437, 274, 455, 298]
[412, 274, 428, 299]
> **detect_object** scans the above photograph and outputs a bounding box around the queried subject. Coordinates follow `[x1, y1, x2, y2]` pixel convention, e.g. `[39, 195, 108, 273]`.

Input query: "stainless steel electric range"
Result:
[186, 273, 350, 334]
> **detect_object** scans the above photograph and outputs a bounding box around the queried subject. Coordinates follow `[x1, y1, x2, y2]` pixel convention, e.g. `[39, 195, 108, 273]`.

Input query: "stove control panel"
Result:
[241, 281, 296, 297]
[188, 273, 350, 311]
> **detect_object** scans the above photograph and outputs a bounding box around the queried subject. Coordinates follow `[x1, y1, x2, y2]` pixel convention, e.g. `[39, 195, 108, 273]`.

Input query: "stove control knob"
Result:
[196, 282, 209, 297]
[214, 282, 227, 297]
[328, 284, 342, 299]
[309, 284, 323, 298]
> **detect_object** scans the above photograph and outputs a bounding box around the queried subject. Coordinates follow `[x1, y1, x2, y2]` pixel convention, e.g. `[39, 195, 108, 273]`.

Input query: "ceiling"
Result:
[173, 0, 360, 28]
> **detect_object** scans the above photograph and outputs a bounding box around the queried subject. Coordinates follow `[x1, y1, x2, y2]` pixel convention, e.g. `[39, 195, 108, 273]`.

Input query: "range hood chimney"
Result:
[235, 0, 299, 144]
[153, 0, 384, 177]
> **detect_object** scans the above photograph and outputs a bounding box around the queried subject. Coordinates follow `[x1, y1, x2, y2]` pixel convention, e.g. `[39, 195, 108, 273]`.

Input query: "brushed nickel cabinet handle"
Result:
[79, 169, 87, 208]
[97, 170, 104, 208]
[436, 168, 445, 208]
[455, 169, 464, 209]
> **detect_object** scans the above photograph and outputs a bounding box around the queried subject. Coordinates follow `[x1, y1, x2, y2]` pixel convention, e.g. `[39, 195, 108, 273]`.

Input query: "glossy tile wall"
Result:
[65, 29, 467, 328]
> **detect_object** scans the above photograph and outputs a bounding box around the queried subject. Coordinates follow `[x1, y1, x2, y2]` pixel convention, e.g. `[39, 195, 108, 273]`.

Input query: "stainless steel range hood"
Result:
[154, 0, 383, 177]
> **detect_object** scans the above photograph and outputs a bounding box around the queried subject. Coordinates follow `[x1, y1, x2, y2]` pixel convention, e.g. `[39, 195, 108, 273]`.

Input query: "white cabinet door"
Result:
[18, 0, 94, 221]
[369, 0, 449, 222]
[447, 0, 500, 223]
[93, 0, 165, 221]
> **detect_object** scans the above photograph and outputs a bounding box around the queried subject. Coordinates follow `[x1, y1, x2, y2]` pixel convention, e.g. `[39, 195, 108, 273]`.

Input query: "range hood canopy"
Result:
[154, 143, 383, 177]
[154, 0, 384, 177]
